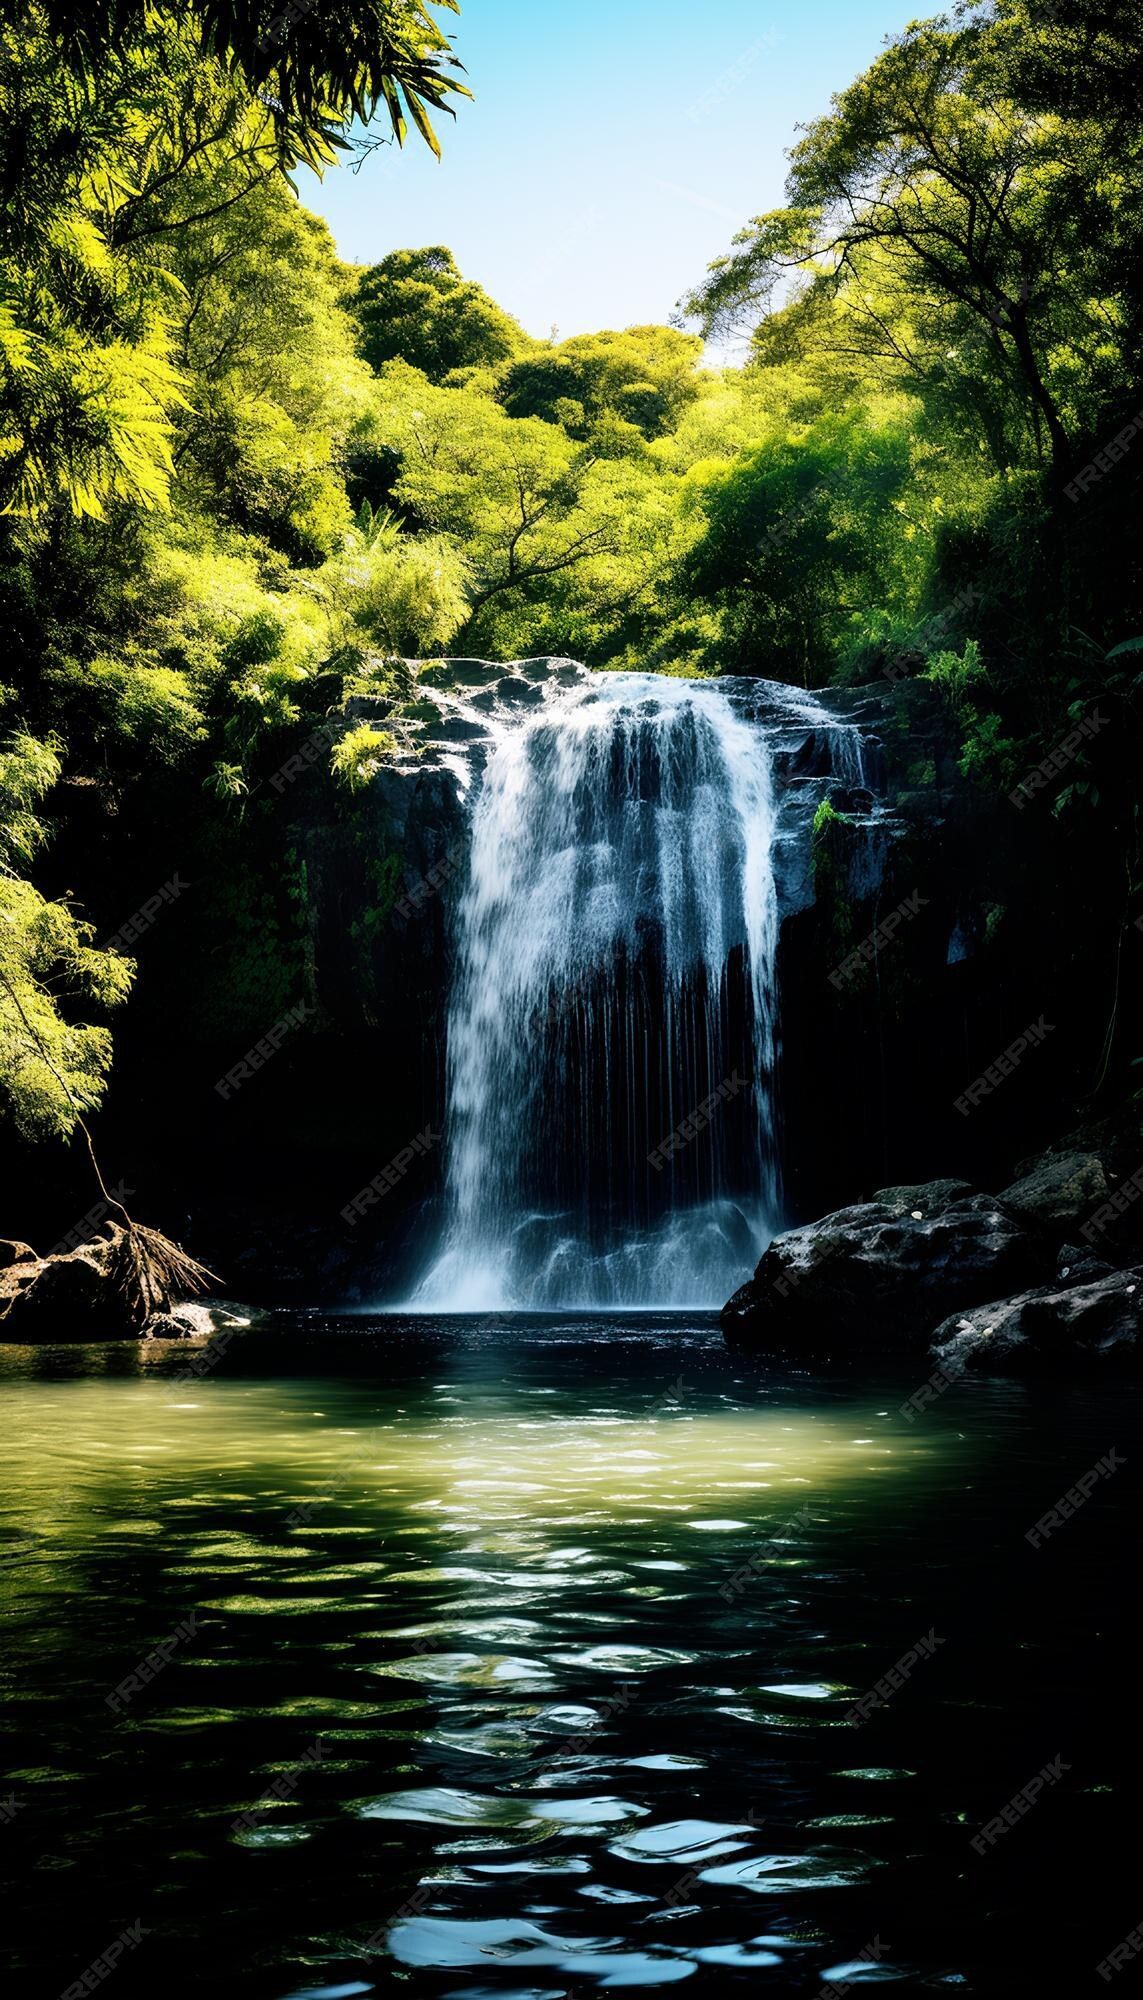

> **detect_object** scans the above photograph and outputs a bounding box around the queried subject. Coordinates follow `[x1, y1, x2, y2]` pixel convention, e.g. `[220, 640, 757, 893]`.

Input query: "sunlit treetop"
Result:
[31, 0, 471, 165]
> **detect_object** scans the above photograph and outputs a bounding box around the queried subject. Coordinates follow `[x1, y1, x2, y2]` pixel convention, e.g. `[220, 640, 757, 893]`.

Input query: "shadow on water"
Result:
[0, 1313, 1139, 1996]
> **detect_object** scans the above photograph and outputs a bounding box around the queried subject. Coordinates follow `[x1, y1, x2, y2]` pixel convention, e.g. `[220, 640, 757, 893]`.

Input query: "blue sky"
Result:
[303, 0, 915, 346]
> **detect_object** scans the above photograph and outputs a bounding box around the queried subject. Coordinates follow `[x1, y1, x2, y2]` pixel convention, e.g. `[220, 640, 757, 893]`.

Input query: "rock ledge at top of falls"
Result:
[353, 655, 894, 929]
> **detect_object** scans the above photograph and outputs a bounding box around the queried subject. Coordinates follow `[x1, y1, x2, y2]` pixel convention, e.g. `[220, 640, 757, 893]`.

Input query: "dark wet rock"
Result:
[143, 1301, 253, 1341]
[998, 1150, 1108, 1229]
[722, 1190, 1054, 1354]
[931, 1266, 1142, 1371]
[872, 1179, 975, 1219]
[1056, 1241, 1115, 1285]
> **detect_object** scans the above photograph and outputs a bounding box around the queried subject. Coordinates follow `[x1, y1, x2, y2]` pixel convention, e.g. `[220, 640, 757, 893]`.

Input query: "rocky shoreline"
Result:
[5, 1121, 1142, 1370]
[723, 1138, 1142, 1371]
[0, 1224, 250, 1343]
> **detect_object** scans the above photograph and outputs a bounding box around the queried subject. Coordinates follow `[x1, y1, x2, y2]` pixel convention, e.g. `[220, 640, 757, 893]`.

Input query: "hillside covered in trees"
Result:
[2, 0, 1142, 1242]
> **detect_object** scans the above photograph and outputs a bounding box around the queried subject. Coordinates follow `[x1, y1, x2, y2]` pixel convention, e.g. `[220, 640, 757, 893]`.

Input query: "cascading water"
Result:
[411, 672, 792, 1310]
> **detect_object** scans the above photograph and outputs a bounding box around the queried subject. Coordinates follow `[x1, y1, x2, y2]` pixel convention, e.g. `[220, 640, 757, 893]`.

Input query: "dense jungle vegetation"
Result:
[1, 0, 1142, 1200]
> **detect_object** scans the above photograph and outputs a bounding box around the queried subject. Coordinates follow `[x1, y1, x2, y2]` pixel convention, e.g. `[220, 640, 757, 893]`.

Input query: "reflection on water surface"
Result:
[0, 1314, 1137, 1996]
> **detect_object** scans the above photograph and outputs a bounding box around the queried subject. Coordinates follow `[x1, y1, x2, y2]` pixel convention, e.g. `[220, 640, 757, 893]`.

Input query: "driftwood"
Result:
[0, 967, 218, 1324]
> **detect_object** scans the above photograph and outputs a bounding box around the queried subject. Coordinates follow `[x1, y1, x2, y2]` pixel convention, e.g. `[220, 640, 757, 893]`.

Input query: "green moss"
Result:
[812, 797, 846, 841]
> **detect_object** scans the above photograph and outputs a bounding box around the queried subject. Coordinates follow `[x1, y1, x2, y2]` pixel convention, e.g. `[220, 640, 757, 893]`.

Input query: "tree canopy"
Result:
[30, 0, 470, 166]
[354, 247, 530, 382]
[3, 0, 1143, 1162]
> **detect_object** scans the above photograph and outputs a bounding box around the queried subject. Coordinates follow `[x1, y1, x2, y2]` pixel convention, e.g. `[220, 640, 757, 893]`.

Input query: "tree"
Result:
[30, 0, 470, 168]
[0, 733, 133, 1140]
[498, 326, 704, 438]
[682, 404, 918, 684]
[353, 360, 677, 652]
[354, 247, 530, 383]
[684, 3, 1140, 483]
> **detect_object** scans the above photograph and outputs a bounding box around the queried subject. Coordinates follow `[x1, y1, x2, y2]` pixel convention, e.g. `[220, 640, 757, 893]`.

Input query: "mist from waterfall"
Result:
[410, 672, 851, 1310]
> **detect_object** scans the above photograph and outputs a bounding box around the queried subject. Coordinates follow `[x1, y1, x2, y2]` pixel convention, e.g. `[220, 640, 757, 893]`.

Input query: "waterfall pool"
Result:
[0, 1315, 1137, 1996]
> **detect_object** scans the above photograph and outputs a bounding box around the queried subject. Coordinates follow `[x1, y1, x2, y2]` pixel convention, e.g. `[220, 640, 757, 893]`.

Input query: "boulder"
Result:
[721, 1188, 1054, 1354]
[142, 1308, 202, 1340]
[1055, 1241, 1114, 1286]
[142, 1302, 252, 1341]
[0, 1235, 122, 1335]
[872, 1179, 974, 1218]
[0, 1224, 226, 1342]
[931, 1267, 1142, 1372]
[997, 1150, 1108, 1229]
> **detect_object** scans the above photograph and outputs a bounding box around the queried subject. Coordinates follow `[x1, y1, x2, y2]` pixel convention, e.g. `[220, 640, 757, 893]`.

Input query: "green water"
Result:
[0, 1315, 1138, 1996]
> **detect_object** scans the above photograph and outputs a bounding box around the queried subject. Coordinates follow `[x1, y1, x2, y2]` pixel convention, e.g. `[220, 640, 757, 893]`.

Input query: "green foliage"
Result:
[925, 639, 987, 716]
[352, 358, 686, 657]
[812, 798, 845, 841]
[355, 247, 530, 383]
[331, 722, 398, 791]
[498, 327, 704, 439]
[0, 733, 133, 1138]
[190, 838, 307, 1039]
[4, 0, 1143, 1158]
[35, 0, 471, 170]
[319, 511, 470, 657]
[680, 404, 918, 683]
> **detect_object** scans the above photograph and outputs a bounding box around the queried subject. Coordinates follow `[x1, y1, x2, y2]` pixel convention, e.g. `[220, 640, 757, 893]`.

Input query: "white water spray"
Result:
[410, 672, 804, 1309]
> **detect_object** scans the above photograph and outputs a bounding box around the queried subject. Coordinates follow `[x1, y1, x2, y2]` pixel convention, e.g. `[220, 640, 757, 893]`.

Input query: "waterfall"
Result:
[410, 672, 790, 1310]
